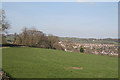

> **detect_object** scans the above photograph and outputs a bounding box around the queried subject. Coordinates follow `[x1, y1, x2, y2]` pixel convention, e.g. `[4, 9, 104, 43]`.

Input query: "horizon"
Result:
[6, 33, 118, 39]
[2, 2, 118, 39]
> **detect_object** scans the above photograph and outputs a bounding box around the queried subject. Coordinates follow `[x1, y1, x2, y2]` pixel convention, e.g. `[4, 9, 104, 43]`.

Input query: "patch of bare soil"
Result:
[64, 67, 83, 70]
[2, 47, 10, 48]
[72, 67, 83, 70]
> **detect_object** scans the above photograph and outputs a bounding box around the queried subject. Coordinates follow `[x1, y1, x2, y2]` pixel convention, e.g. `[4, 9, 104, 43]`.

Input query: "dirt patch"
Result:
[72, 67, 83, 70]
[64, 67, 83, 70]
[2, 47, 10, 48]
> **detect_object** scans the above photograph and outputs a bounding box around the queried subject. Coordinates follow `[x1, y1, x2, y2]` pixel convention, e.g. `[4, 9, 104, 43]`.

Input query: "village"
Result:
[59, 40, 118, 56]
[5, 34, 118, 56]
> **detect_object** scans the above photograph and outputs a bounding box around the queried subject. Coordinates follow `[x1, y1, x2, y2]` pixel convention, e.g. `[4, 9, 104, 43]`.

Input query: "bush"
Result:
[80, 47, 84, 53]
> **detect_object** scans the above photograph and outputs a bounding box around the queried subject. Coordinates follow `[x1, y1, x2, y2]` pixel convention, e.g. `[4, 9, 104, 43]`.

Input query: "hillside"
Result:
[2, 47, 118, 78]
[59, 37, 118, 45]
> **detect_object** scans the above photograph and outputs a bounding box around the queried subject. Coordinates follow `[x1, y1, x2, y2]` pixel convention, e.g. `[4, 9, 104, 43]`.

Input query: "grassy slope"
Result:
[2, 47, 118, 78]
[0, 48, 2, 69]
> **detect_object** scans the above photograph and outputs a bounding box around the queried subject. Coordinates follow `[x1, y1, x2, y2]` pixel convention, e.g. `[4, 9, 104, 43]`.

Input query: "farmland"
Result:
[2, 47, 118, 78]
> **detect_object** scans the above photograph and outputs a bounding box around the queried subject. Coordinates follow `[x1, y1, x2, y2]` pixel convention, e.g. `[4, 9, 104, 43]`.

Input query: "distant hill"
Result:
[59, 37, 118, 45]
[5, 34, 118, 45]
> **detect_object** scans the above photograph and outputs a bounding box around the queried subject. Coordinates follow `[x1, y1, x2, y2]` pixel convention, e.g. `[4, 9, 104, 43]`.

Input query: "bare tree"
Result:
[48, 35, 63, 50]
[13, 33, 17, 44]
[0, 10, 10, 44]
[1, 10, 10, 33]
[14, 27, 63, 50]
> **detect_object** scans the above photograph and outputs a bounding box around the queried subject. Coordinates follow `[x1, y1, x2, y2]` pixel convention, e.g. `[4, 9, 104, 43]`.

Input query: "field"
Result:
[2, 47, 118, 78]
[0, 48, 2, 71]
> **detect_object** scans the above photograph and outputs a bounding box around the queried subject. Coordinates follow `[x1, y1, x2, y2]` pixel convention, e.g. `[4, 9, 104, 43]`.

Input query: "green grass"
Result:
[2, 47, 118, 78]
[0, 48, 2, 68]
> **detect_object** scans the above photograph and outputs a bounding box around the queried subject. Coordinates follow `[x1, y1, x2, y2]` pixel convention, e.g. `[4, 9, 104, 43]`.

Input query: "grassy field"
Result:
[0, 48, 2, 71]
[2, 47, 118, 78]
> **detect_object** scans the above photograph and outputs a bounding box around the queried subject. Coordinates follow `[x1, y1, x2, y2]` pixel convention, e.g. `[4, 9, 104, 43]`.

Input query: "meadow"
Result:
[2, 47, 118, 78]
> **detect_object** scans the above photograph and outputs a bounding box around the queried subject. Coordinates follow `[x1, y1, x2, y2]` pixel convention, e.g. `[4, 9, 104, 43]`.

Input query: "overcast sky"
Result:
[2, 2, 118, 38]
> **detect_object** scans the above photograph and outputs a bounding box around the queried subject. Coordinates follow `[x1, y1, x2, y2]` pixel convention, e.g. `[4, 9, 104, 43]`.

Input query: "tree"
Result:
[21, 27, 28, 45]
[2, 35, 6, 44]
[80, 46, 84, 53]
[1, 10, 10, 33]
[13, 33, 17, 44]
[13, 27, 63, 50]
[47, 35, 63, 50]
[0, 9, 2, 30]
[0, 10, 10, 44]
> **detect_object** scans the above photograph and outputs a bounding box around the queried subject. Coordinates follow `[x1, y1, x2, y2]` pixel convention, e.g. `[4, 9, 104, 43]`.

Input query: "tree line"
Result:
[13, 28, 63, 50]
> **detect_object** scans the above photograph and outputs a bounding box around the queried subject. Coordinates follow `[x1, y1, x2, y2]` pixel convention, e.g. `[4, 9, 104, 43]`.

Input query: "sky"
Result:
[1, 0, 120, 2]
[2, 2, 118, 38]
